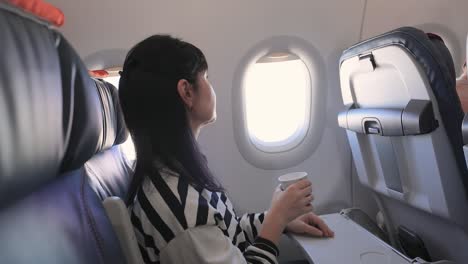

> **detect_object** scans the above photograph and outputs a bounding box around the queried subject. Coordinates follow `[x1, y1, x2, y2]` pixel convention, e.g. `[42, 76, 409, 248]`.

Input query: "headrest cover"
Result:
[93, 79, 129, 151]
[0, 4, 64, 207]
[9, 0, 64, 26]
[341, 27, 468, 192]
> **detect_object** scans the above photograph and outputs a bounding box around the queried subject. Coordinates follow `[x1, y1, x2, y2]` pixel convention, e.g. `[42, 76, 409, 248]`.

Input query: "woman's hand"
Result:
[286, 213, 334, 238]
[258, 179, 314, 246]
[269, 179, 314, 227]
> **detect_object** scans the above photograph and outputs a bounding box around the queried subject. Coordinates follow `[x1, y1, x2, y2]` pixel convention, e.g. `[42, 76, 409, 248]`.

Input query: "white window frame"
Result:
[232, 36, 326, 170]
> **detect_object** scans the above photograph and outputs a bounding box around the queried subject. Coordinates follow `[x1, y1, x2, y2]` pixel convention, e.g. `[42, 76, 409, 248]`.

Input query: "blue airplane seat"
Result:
[0, 2, 129, 263]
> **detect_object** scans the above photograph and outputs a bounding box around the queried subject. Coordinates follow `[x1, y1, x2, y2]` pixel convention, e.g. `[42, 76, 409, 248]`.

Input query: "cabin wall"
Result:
[47, 0, 468, 216]
[48, 1, 368, 260]
[50, 0, 367, 216]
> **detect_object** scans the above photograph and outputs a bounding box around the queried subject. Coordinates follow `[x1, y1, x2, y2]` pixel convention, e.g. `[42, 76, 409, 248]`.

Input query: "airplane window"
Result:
[233, 37, 324, 169]
[244, 52, 310, 152]
[103, 75, 136, 161]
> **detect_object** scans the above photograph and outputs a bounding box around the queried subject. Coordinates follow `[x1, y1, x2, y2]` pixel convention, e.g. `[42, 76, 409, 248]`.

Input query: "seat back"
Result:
[85, 79, 134, 201]
[339, 27, 468, 262]
[83, 79, 139, 263]
[0, 2, 127, 263]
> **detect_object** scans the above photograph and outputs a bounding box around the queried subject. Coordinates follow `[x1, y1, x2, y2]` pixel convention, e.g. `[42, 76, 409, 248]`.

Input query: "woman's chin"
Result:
[207, 116, 217, 125]
[208, 112, 217, 123]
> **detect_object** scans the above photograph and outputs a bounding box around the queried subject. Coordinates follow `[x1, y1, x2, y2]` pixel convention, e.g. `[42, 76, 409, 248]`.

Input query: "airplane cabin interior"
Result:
[0, 0, 467, 263]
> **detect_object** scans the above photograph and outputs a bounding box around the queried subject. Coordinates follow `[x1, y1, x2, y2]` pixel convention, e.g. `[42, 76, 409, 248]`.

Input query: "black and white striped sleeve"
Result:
[159, 225, 279, 264]
[237, 212, 266, 243]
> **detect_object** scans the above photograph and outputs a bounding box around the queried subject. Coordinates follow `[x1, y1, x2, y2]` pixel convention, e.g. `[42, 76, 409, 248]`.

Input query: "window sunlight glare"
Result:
[245, 58, 309, 147]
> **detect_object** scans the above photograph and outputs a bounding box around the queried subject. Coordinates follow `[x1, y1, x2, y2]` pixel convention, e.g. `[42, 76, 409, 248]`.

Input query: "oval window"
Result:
[244, 52, 311, 152]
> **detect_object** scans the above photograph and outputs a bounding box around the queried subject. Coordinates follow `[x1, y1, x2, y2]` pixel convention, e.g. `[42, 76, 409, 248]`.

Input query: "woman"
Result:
[119, 35, 334, 264]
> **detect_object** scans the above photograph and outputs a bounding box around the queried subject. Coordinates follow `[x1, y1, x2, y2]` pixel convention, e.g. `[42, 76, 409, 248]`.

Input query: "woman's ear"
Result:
[177, 79, 194, 110]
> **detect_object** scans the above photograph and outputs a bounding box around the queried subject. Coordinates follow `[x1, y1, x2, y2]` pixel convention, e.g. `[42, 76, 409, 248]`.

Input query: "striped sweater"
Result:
[129, 164, 279, 264]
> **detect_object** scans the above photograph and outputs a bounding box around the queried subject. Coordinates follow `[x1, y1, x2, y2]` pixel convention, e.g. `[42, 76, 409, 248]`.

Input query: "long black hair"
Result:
[119, 35, 223, 205]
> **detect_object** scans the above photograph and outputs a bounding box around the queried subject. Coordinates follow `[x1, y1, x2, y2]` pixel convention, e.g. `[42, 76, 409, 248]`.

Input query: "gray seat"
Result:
[338, 27, 468, 263]
[0, 3, 129, 263]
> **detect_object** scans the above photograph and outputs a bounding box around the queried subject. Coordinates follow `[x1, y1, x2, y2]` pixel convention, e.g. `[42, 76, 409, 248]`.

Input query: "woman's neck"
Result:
[190, 120, 201, 140]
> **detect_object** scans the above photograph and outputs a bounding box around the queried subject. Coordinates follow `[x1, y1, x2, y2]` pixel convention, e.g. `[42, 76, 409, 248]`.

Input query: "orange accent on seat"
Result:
[89, 70, 109, 78]
[10, 0, 65, 27]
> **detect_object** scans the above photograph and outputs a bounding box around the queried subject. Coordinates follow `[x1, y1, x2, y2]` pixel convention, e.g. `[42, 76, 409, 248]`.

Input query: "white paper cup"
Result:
[278, 172, 308, 191]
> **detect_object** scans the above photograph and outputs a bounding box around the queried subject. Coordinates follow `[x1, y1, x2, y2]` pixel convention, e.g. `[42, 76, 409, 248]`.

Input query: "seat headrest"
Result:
[56, 35, 104, 172]
[93, 78, 129, 151]
[341, 27, 455, 82]
[0, 2, 118, 206]
[58, 43, 129, 171]
[0, 3, 65, 206]
[341, 27, 460, 127]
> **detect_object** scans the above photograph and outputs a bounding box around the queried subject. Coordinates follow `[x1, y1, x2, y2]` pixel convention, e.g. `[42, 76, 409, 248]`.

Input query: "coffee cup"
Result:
[278, 172, 308, 191]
